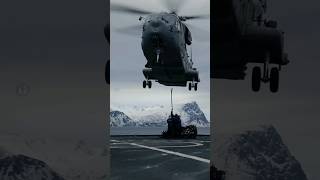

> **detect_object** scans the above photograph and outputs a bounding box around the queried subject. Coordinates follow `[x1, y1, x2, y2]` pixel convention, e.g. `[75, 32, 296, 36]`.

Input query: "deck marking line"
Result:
[157, 142, 203, 148]
[129, 142, 210, 164]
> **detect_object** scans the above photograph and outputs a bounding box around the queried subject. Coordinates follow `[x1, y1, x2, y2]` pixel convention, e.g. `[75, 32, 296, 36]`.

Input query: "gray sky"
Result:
[110, 0, 211, 118]
[213, 1, 320, 179]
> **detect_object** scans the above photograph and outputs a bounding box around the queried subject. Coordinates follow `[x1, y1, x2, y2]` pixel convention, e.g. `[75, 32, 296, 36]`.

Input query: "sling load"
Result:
[161, 88, 197, 139]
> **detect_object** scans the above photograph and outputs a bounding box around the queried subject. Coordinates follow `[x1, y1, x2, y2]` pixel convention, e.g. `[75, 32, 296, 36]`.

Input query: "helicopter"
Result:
[110, 0, 209, 91]
[212, 0, 289, 93]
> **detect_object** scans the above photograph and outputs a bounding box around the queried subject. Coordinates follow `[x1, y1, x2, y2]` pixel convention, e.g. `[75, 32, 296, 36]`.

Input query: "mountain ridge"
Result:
[0, 152, 65, 180]
[214, 125, 308, 180]
[110, 101, 209, 127]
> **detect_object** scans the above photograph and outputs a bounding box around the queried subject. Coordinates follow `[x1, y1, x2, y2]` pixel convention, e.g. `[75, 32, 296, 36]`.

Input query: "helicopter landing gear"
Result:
[252, 66, 261, 92]
[143, 80, 152, 89]
[188, 82, 198, 91]
[270, 67, 279, 93]
[251, 56, 280, 93]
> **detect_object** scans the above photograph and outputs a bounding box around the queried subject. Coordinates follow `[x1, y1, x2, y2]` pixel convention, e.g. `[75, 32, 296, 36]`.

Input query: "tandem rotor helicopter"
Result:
[109, 0, 209, 91]
[212, 0, 289, 93]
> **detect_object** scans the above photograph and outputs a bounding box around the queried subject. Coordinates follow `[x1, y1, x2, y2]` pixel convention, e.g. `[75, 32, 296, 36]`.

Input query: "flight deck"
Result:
[111, 135, 210, 180]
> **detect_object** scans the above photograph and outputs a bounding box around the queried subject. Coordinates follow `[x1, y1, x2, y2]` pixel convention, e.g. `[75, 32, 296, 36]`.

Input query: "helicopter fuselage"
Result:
[141, 13, 199, 87]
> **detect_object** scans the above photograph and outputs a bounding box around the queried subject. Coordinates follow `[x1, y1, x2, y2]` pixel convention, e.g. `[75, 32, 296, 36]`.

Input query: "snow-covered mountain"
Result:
[0, 152, 65, 180]
[0, 134, 107, 180]
[110, 102, 209, 127]
[181, 102, 209, 127]
[110, 111, 136, 127]
[213, 125, 308, 180]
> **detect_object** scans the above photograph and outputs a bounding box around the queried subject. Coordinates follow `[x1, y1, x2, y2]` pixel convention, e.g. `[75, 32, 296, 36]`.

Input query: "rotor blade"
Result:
[113, 24, 143, 37]
[111, 3, 154, 15]
[163, 0, 188, 14]
[181, 14, 210, 21]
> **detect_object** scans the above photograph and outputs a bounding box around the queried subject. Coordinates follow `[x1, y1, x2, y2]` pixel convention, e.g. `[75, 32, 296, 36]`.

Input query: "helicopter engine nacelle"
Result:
[186, 69, 200, 82]
[185, 26, 192, 45]
[242, 26, 287, 65]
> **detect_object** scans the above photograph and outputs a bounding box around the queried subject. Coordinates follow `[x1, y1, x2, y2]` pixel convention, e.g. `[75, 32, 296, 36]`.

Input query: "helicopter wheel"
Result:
[143, 80, 147, 88]
[252, 66, 261, 92]
[188, 82, 197, 91]
[147, 81, 152, 89]
[105, 60, 110, 85]
[270, 67, 279, 93]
